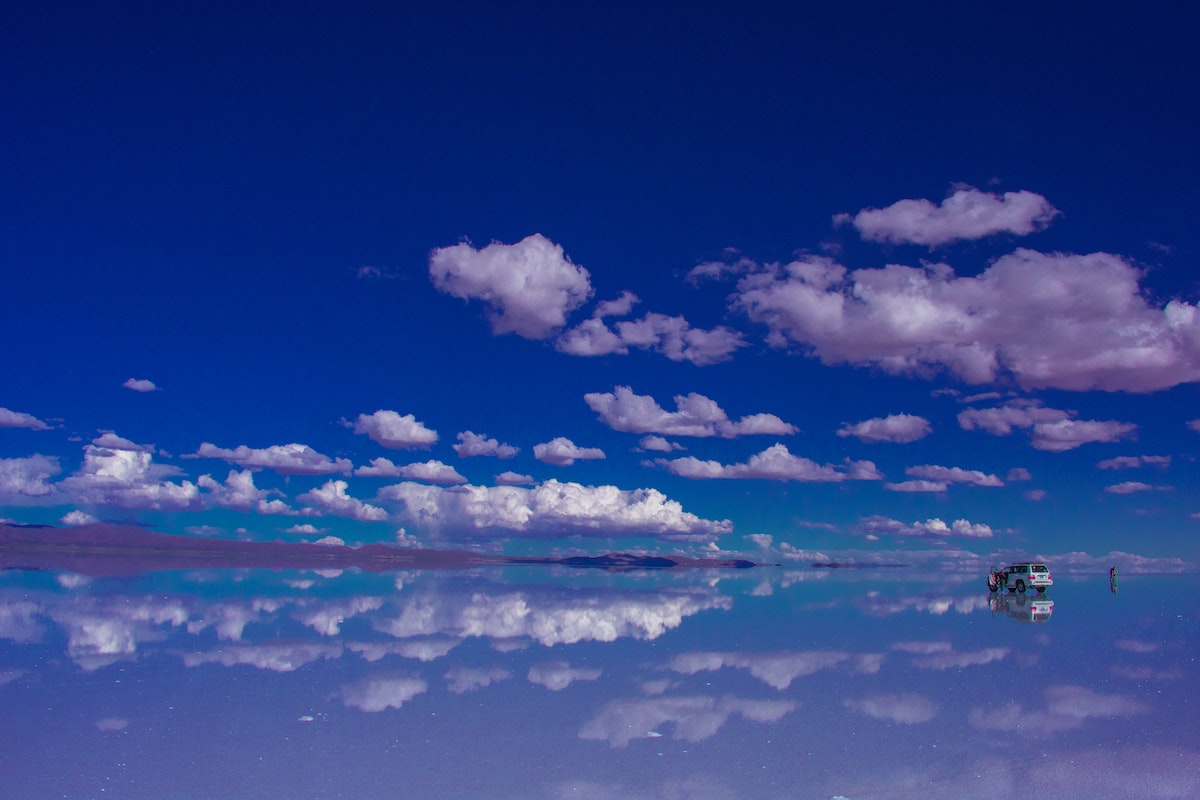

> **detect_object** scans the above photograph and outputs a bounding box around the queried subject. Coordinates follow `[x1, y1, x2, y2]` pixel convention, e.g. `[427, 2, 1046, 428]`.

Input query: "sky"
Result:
[2, 3, 1199, 565]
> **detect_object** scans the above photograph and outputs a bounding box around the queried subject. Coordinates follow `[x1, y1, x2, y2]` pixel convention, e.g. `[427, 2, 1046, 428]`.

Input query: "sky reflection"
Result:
[1, 562, 1196, 799]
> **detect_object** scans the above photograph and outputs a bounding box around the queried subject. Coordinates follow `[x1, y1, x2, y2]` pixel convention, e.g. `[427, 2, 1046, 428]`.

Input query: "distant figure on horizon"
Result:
[1110, 566, 1119, 594]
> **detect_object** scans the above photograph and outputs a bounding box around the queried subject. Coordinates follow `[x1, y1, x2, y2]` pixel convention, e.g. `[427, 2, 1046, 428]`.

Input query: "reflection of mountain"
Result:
[989, 592, 1054, 623]
[0, 523, 757, 576]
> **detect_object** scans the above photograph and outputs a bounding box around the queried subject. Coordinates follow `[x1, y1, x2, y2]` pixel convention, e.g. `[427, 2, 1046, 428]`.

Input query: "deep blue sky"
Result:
[2, 3, 1198, 563]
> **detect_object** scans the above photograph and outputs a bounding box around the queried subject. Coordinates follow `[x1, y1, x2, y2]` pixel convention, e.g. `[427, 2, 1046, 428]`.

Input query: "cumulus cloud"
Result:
[0, 454, 61, 497]
[910, 647, 1010, 670]
[1105, 481, 1168, 494]
[347, 410, 437, 450]
[341, 675, 428, 712]
[1188, 419, 1200, 433]
[585, 386, 796, 438]
[0, 407, 52, 430]
[730, 248, 1200, 392]
[298, 480, 388, 521]
[638, 435, 683, 452]
[197, 470, 294, 514]
[194, 442, 352, 475]
[856, 515, 996, 539]
[64, 435, 202, 511]
[429, 234, 593, 339]
[60, 510, 99, 526]
[494, 471, 534, 486]
[378, 479, 730, 542]
[837, 413, 931, 443]
[666, 650, 882, 690]
[958, 401, 1136, 451]
[445, 666, 511, 694]
[835, 187, 1059, 246]
[183, 641, 342, 672]
[452, 431, 518, 459]
[903, 465, 1003, 487]
[657, 444, 881, 483]
[122, 378, 158, 392]
[533, 437, 606, 466]
[883, 479, 948, 493]
[557, 312, 746, 365]
[579, 695, 795, 748]
[357, 458, 468, 484]
[528, 661, 602, 691]
[969, 685, 1147, 734]
[1097, 455, 1171, 469]
[844, 693, 937, 724]
[371, 585, 731, 646]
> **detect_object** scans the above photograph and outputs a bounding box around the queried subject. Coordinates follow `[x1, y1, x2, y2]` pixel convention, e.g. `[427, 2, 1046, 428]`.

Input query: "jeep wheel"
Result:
[1036, 586, 1046, 594]
[1016, 580, 1026, 593]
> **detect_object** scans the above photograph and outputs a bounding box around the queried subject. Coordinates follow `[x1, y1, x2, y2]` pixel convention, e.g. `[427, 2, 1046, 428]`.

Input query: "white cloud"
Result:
[1097, 455, 1171, 469]
[884, 479, 948, 493]
[666, 650, 881, 690]
[194, 442, 352, 475]
[579, 695, 795, 748]
[341, 675, 428, 712]
[585, 386, 796, 438]
[122, 378, 158, 392]
[394, 460, 468, 484]
[429, 233, 593, 339]
[348, 639, 460, 663]
[64, 435, 202, 511]
[638, 435, 683, 452]
[0, 454, 61, 497]
[354, 457, 405, 478]
[494, 471, 534, 486]
[445, 666, 511, 694]
[378, 479, 731, 542]
[294, 597, 384, 636]
[1105, 481, 1168, 494]
[731, 249, 1200, 392]
[911, 647, 1010, 670]
[0, 407, 52, 430]
[959, 401, 1136, 451]
[372, 585, 731, 646]
[298, 480, 388, 521]
[528, 661, 602, 691]
[557, 312, 746, 365]
[347, 410, 438, 450]
[844, 693, 937, 724]
[1188, 419, 1200, 433]
[594, 290, 639, 318]
[1006, 467, 1032, 481]
[1030, 419, 1139, 452]
[452, 431, 518, 459]
[60, 510, 99, 526]
[835, 186, 1059, 246]
[197, 470, 294, 514]
[183, 641, 342, 672]
[837, 413, 931, 443]
[904, 464, 1003, 487]
[969, 685, 1147, 734]
[856, 515, 996, 539]
[533, 437, 606, 466]
[658, 444, 881, 483]
[284, 523, 324, 535]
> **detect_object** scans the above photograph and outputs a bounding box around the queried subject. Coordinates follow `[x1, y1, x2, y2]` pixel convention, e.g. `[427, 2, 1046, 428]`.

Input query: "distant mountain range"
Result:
[0, 523, 758, 577]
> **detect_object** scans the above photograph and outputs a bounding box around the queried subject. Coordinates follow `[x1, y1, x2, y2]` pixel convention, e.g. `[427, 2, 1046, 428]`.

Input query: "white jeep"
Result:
[988, 562, 1052, 594]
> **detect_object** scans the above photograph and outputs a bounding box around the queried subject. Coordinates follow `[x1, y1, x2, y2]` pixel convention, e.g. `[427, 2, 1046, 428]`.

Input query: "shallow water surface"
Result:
[1, 565, 1196, 799]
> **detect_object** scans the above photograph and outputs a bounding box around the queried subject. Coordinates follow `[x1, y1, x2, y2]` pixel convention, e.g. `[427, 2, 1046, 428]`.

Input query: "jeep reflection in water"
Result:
[989, 592, 1055, 623]
[987, 562, 1052, 594]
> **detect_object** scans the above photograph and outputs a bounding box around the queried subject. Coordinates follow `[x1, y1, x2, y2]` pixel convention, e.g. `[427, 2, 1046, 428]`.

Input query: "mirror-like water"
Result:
[1, 564, 1196, 800]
